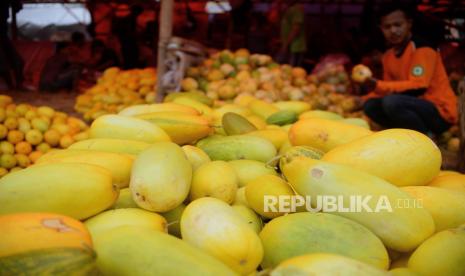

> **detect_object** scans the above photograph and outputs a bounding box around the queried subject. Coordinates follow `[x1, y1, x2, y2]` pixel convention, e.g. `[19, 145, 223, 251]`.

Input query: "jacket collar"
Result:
[394, 34, 413, 57]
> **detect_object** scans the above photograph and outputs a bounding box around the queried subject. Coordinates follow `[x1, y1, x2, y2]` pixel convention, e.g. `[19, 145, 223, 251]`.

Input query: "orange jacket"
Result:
[363, 39, 457, 124]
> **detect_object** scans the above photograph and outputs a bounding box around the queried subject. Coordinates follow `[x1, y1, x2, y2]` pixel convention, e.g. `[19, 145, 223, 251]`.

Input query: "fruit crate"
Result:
[161, 37, 207, 93]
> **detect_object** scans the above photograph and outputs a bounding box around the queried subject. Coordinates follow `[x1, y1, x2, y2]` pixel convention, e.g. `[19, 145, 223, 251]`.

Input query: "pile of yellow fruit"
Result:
[75, 67, 157, 121]
[1, 94, 464, 275]
[0, 95, 89, 177]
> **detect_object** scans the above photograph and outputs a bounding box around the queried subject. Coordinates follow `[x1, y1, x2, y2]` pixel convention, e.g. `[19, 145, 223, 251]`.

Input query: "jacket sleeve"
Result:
[375, 47, 437, 95]
[382, 54, 391, 81]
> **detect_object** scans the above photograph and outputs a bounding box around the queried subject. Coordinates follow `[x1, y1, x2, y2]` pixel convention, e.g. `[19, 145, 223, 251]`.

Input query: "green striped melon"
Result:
[0, 247, 98, 276]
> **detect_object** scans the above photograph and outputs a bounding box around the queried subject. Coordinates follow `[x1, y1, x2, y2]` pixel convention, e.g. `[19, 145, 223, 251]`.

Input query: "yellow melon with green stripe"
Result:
[0, 213, 97, 275]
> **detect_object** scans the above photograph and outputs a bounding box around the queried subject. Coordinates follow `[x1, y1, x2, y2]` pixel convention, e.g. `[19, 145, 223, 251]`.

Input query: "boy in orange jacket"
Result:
[357, 4, 457, 136]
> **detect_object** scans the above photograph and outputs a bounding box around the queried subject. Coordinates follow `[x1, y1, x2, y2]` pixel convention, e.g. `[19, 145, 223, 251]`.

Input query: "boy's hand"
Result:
[362, 77, 378, 92]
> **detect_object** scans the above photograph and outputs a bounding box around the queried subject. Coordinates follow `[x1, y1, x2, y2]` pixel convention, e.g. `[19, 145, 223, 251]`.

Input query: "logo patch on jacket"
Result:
[412, 65, 424, 76]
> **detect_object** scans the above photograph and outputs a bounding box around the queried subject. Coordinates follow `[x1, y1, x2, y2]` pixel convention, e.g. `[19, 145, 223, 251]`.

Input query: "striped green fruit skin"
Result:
[222, 112, 257, 135]
[197, 135, 277, 163]
[266, 110, 298, 126]
[259, 212, 389, 270]
[94, 226, 237, 276]
[0, 247, 99, 276]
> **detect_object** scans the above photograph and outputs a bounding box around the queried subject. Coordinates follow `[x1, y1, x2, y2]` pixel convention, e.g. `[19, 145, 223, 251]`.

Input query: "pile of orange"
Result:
[0, 95, 89, 176]
[75, 67, 157, 121]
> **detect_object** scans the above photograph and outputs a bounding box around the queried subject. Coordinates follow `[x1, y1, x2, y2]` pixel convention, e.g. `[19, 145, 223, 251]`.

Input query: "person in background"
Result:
[270, 0, 307, 67]
[139, 20, 158, 68]
[112, 5, 143, 69]
[248, 12, 270, 54]
[89, 40, 119, 71]
[66, 31, 90, 66]
[0, 0, 24, 89]
[230, 0, 253, 48]
[39, 42, 81, 92]
[358, 4, 457, 137]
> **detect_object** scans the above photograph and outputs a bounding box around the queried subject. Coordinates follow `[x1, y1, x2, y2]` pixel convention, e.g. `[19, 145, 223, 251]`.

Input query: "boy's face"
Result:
[380, 10, 412, 46]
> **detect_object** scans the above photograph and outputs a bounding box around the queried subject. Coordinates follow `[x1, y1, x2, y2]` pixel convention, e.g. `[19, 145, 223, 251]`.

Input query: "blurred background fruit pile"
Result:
[72, 49, 459, 154]
[183, 49, 311, 102]
[73, 50, 361, 122]
[75, 67, 158, 121]
[0, 95, 89, 176]
[438, 125, 460, 153]
[179, 49, 361, 118]
[309, 62, 351, 93]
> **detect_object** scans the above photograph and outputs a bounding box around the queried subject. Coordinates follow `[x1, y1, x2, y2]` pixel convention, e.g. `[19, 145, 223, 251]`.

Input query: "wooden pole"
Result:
[156, 0, 174, 103]
[457, 78, 465, 172]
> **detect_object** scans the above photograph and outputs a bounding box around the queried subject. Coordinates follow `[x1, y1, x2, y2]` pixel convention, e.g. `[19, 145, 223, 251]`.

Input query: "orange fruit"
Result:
[37, 106, 55, 117]
[145, 92, 156, 103]
[5, 103, 16, 109]
[25, 129, 43, 145]
[5, 105, 17, 118]
[52, 124, 70, 135]
[7, 130, 24, 144]
[0, 108, 6, 122]
[67, 125, 81, 136]
[55, 111, 68, 118]
[0, 125, 7, 139]
[16, 104, 31, 116]
[28, 151, 43, 163]
[24, 109, 37, 120]
[40, 115, 51, 125]
[15, 141, 32, 155]
[59, 135, 75, 148]
[44, 129, 61, 146]
[291, 67, 307, 79]
[73, 131, 89, 142]
[18, 118, 31, 133]
[52, 116, 66, 125]
[67, 117, 88, 131]
[138, 86, 151, 96]
[36, 142, 51, 153]
[0, 154, 17, 169]
[14, 153, 31, 168]
[130, 81, 141, 90]
[0, 167, 8, 177]
[0, 95, 13, 107]
[4, 117, 18, 130]
[181, 78, 199, 91]
[0, 141, 15, 154]
[31, 118, 50, 132]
